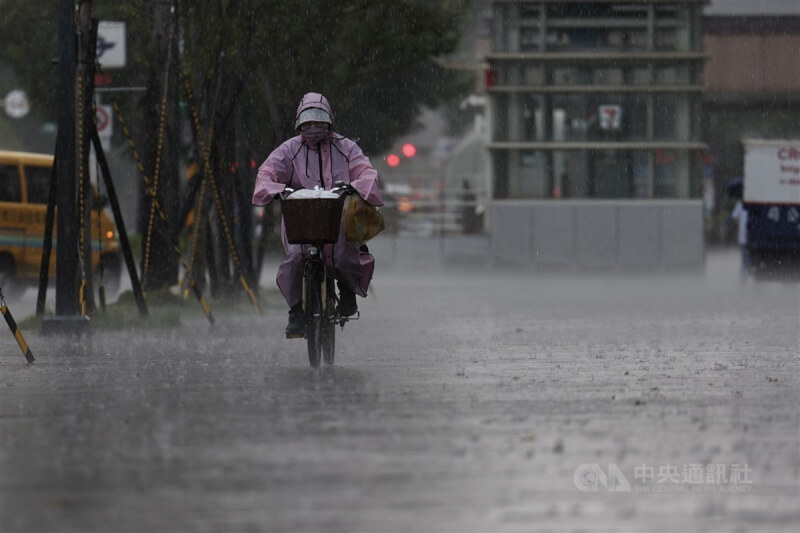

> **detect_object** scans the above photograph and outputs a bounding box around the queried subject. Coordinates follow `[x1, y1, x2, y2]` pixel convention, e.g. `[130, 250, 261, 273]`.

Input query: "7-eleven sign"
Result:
[599, 105, 622, 131]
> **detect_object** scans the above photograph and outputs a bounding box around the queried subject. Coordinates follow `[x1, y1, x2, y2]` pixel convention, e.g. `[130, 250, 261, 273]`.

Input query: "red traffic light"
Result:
[401, 143, 417, 158]
[386, 154, 400, 167]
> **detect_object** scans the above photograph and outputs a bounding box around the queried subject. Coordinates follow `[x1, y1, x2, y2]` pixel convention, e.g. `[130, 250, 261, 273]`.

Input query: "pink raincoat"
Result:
[252, 93, 383, 307]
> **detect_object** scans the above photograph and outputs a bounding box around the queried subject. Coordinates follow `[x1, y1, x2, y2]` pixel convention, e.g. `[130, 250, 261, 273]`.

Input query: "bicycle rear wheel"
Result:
[305, 267, 323, 368]
[321, 276, 336, 365]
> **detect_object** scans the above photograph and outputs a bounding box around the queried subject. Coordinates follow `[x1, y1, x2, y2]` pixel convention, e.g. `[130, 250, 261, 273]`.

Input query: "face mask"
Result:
[300, 124, 329, 146]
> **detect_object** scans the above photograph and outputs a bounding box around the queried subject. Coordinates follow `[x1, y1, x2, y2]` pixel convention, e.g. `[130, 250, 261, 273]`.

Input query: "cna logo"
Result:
[573, 464, 632, 493]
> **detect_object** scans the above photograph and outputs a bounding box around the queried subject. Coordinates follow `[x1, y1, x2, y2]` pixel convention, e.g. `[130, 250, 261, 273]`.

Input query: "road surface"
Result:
[0, 247, 798, 532]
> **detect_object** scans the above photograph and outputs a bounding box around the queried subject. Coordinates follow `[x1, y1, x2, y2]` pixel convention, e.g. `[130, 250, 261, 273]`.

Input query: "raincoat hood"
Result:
[295, 92, 334, 130]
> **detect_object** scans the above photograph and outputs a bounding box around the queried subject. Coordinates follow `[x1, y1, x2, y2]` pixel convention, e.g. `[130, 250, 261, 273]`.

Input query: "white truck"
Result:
[741, 139, 800, 278]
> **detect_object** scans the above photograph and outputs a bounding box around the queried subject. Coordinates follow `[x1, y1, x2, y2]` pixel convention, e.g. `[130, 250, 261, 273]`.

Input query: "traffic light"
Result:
[386, 143, 416, 168]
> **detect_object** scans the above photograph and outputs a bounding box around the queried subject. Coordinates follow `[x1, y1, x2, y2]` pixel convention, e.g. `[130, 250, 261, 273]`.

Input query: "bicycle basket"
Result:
[282, 197, 344, 244]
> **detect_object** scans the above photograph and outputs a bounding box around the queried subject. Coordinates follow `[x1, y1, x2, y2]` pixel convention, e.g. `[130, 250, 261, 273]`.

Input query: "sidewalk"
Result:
[368, 233, 492, 271]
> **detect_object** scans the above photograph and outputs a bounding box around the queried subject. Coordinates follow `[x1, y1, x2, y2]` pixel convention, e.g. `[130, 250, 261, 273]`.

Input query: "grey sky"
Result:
[705, 0, 800, 16]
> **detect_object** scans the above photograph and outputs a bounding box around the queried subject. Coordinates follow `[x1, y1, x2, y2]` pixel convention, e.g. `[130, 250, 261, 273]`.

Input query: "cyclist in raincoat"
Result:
[252, 92, 383, 336]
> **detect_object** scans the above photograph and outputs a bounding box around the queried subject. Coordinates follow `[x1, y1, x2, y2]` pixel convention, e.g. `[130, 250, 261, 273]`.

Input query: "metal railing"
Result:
[381, 184, 488, 237]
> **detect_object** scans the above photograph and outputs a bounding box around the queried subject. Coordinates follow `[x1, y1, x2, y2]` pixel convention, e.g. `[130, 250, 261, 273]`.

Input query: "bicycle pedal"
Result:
[338, 311, 359, 327]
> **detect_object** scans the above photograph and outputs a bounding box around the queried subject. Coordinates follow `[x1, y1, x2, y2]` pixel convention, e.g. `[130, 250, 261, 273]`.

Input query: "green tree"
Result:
[0, 0, 471, 294]
[1, 0, 468, 153]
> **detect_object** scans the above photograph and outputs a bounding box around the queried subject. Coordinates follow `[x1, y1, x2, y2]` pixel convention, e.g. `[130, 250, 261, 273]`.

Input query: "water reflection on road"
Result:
[0, 249, 797, 532]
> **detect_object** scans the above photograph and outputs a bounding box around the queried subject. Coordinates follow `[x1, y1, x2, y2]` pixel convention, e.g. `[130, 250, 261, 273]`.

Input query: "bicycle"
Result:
[280, 183, 354, 367]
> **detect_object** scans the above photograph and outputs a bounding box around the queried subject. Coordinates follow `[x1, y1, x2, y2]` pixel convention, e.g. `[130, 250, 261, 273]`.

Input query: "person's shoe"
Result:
[285, 303, 305, 338]
[337, 282, 358, 317]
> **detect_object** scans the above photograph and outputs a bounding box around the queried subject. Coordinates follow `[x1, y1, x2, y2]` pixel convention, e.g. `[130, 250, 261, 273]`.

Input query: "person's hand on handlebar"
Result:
[332, 181, 353, 195]
[278, 187, 295, 201]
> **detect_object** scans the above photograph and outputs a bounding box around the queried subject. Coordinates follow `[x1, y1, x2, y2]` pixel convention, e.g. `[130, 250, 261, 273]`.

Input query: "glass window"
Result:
[545, 29, 572, 51]
[549, 94, 653, 142]
[655, 28, 677, 51]
[24, 166, 51, 204]
[495, 64, 510, 85]
[625, 94, 649, 141]
[492, 151, 509, 199]
[631, 67, 652, 86]
[493, 5, 515, 53]
[0, 164, 21, 202]
[632, 151, 651, 198]
[515, 150, 549, 198]
[524, 65, 544, 85]
[547, 3, 646, 21]
[497, 148, 680, 200]
[551, 94, 587, 141]
[654, 66, 691, 85]
[590, 149, 633, 198]
[553, 67, 591, 85]
[654, 149, 678, 197]
[655, 4, 679, 19]
[606, 28, 648, 51]
[521, 94, 543, 141]
[594, 68, 624, 86]
[544, 27, 648, 52]
[492, 93, 509, 142]
[587, 94, 626, 141]
[655, 5, 692, 51]
[498, 62, 525, 85]
[553, 67, 575, 85]
[519, 5, 540, 19]
[542, 0, 652, 52]
[554, 149, 588, 198]
[520, 27, 539, 52]
[654, 94, 677, 140]
[609, 3, 649, 20]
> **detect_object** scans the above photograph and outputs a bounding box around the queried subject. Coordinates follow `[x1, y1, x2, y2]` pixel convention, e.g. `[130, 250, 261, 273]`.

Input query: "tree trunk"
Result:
[137, 0, 180, 291]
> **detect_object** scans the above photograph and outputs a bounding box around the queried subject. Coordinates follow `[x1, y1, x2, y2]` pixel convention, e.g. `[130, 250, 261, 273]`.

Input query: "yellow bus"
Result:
[0, 150, 121, 297]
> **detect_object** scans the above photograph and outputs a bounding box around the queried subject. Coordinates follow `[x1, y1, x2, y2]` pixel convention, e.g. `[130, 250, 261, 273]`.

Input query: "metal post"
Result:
[36, 140, 58, 316]
[76, 6, 97, 314]
[54, 0, 79, 316]
[43, 0, 91, 334]
[90, 127, 149, 318]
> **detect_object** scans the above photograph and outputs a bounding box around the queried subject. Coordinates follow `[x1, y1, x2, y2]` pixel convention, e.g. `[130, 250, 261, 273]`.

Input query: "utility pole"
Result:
[53, 0, 78, 316]
[44, 0, 90, 334]
[138, 0, 180, 292]
[77, 0, 96, 314]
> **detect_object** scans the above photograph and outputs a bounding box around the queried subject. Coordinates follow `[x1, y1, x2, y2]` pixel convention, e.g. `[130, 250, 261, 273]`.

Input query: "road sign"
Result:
[94, 73, 112, 87]
[96, 104, 113, 151]
[97, 21, 126, 68]
[599, 105, 622, 131]
[96, 105, 112, 134]
[3, 90, 30, 119]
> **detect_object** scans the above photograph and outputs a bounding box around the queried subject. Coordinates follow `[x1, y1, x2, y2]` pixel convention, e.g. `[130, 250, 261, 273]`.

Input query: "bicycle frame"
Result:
[280, 183, 353, 367]
[300, 244, 338, 367]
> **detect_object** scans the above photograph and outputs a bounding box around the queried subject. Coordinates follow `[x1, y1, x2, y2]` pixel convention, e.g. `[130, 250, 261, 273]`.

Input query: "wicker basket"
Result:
[282, 197, 344, 244]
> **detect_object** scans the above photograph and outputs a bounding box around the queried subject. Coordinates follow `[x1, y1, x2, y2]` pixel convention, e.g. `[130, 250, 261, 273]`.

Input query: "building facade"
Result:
[487, 0, 708, 269]
[702, 8, 800, 243]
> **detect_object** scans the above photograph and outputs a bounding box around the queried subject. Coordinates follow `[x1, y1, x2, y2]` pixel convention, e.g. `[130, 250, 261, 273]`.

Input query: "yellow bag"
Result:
[342, 194, 385, 243]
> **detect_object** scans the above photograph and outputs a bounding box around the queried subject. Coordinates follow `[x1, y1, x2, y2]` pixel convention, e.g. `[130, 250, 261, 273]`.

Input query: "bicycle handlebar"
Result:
[279, 182, 353, 201]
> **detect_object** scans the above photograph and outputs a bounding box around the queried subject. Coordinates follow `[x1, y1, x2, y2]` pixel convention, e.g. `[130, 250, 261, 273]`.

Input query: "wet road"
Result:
[0, 248, 798, 532]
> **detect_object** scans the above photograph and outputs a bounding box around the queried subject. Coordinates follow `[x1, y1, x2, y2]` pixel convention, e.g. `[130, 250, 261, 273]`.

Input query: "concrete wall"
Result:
[704, 33, 800, 93]
[490, 200, 705, 270]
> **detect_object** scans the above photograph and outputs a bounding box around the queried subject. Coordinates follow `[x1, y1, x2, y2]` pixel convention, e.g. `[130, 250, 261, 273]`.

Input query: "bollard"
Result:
[0, 290, 35, 364]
